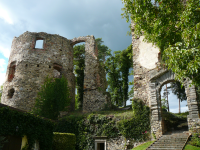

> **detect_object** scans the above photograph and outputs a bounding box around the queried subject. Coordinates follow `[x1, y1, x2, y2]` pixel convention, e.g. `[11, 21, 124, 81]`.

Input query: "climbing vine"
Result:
[0, 106, 54, 150]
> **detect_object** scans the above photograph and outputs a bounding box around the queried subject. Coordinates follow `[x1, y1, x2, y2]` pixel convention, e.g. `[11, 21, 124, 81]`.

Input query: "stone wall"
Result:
[131, 22, 160, 105]
[131, 22, 200, 137]
[106, 136, 147, 150]
[95, 136, 148, 150]
[1, 31, 108, 112]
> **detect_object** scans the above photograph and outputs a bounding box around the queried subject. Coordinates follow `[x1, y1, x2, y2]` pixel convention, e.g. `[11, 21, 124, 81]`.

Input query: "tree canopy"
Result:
[32, 76, 71, 120]
[122, 0, 200, 86]
[73, 38, 110, 109]
[105, 44, 133, 106]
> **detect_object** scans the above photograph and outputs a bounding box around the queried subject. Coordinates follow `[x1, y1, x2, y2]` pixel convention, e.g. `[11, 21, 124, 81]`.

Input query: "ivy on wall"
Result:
[0, 106, 54, 150]
[54, 100, 150, 150]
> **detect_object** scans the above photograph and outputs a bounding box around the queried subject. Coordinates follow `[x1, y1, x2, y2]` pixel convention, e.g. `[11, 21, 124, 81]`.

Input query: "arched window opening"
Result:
[53, 63, 62, 78]
[35, 37, 44, 49]
[8, 61, 16, 82]
[8, 88, 15, 99]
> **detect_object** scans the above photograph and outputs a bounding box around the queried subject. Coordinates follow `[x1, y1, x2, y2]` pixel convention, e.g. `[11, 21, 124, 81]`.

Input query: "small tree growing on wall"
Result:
[32, 76, 71, 120]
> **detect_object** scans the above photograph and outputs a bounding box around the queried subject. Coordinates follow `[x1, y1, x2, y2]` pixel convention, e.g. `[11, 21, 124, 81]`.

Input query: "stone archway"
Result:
[149, 69, 200, 137]
[70, 36, 109, 112]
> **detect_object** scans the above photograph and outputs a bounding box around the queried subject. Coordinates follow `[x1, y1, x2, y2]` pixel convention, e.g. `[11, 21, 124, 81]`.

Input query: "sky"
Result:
[0, 0, 189, 113]
[161, 84, 188, 113]
[0, 0, 132, 85]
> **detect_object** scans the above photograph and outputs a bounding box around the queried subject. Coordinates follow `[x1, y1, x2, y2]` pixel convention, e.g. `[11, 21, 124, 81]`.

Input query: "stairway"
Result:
[146, 133, 191, 150]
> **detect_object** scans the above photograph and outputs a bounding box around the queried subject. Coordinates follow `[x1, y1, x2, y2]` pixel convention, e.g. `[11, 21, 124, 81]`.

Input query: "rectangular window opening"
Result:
[35, 39, 44, 49]
[97, 143, 105, 150]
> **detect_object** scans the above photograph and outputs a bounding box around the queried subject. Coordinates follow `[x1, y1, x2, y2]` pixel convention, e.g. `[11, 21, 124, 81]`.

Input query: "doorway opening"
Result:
[160, 81, 188, 134]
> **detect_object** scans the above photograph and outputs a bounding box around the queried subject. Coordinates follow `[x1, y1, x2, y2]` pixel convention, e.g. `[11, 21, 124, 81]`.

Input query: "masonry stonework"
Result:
[1, 31, 108, 113]
[131, 22, 200, 137]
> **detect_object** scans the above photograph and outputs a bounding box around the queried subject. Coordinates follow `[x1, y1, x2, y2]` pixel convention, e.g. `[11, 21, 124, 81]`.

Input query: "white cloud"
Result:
[0, 59, 6, 86]
[0, 45, 10, 58]
[0, 73, 6, 86]
[0, 59, 6, 72]
[0, 4, 14, 24]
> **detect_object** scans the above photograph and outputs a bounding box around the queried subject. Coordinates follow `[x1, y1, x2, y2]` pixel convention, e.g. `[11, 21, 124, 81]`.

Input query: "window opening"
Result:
[8, 88, 15, 98]
[37, 64, 39, 67]
[94, 137, 107, 150]
[8, 61, 16, 82]
[35, 38, 44, 49]
[53, 63, 62, 78]
[97, 143, 105, 150]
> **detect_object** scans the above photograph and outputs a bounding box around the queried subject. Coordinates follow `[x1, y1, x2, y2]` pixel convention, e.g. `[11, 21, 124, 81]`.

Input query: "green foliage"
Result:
[32, 76, 71, 120]
[0, 136, 7, 149]
[118, 99, 151, 140]
[189, 133, 200, 147]
[73, 38, 110, 109]
[73, 44, 85, 109]
[105, 44, 133, 106]
[54, 108, 150, 150]
[161, 98, 168, 110]
[122, 0, 200, 86]
[170, 81, 187, 102]
[132, 140, 155, 150]
[162, 110, 187, 131]
[52, 132, 76, 150]
[0, 107, 54, 150]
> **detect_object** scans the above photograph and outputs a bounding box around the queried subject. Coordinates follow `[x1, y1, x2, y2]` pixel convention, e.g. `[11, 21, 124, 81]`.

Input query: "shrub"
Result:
[190, 133, 200, 147]
[32, 76, 71, 120]
[0, 107, 54, 150]
[117, 99, 150, 141]
[52, 132, 76, 150]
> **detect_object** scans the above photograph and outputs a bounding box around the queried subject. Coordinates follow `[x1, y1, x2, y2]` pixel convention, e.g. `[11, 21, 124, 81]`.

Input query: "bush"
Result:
[32, 76, 71, 120]
[0, 107, 54, 150]
[190, 133, 200, 147]
[52, 132, 76, 150]
[117, 99, 150, 141]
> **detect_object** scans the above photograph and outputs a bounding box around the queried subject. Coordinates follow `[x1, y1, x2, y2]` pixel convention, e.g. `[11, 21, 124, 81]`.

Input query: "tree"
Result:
[73, 38, 110, 109]
[161, 98, 168, 111]
[170, 81, 187, 113]
[122, 0, 200, 86]
[119, 45, 133, 106]
[162, 84, 170, 112]
[32, 76, 71, 120]
[105, 45, 133, 106]
[73, 44, 85, 109]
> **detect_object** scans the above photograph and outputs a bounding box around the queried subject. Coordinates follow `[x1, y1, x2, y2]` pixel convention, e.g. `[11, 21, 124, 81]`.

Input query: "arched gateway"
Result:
[149, 69, 200, 137]
[131, 22, 200, 138]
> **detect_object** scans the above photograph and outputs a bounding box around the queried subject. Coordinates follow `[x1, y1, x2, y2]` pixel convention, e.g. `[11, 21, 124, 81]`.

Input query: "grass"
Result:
[132, 140, 154, 150]
[131, 141, 200, 150]
[184, 144, 200, 150]
[63, 109, 134, 120]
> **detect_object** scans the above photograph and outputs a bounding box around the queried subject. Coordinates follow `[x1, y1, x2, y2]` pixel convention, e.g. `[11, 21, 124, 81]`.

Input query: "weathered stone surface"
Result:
[106, 136, 147, 150]
[1, 32, 109, 113]
[131, 21, 200, 138]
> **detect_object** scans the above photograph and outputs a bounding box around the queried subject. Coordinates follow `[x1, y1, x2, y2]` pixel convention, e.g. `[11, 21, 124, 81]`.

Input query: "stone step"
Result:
[146, 133, 191, 150]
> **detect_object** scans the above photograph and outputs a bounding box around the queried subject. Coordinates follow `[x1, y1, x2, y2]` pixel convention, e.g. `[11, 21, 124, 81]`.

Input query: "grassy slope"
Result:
[184, 144, 200, 150]
[132, 141, 200, 150]
[132, 141, 154, 150]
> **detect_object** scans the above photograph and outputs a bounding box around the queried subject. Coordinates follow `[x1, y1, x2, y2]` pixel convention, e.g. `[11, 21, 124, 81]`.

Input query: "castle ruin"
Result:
[131, 22, 200, 137]
[1, 31, 109, 113]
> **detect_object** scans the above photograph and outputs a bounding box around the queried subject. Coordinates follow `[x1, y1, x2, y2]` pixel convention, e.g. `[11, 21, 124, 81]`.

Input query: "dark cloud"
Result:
[0, 0, 131, 53]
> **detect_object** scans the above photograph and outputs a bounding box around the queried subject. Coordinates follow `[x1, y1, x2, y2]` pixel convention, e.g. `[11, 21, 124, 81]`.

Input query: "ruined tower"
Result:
[1, 31, 109, 112]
